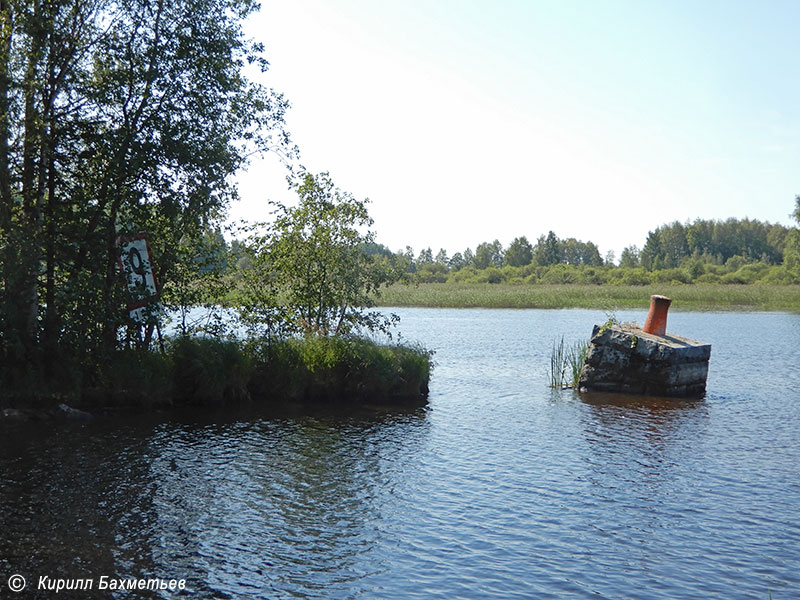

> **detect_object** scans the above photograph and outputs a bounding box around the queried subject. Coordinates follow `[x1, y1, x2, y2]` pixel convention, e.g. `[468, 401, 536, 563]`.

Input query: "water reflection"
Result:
[578, 390, 710, 501]
[0, 421, 166, 596]
[3, 309, 800, 599]
[573, 391, 718, 595]
[136, 410, 430, 598]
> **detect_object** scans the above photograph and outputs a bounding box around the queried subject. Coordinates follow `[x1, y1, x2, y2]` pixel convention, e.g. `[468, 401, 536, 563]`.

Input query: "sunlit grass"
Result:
[377, 283, 800, 312]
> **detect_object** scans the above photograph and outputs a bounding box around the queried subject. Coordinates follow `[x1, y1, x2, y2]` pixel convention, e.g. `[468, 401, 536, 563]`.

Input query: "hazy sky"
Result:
[231, 0, 800, 261]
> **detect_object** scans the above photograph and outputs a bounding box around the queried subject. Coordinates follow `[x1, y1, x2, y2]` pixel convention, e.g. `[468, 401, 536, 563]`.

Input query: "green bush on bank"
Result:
[71, 335, 433, 412]
[430, 261, 799, 287]
[249, 336, 432, 405]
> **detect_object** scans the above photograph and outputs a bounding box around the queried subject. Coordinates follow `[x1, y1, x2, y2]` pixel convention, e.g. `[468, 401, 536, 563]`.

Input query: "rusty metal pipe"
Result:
[642, 295, 671, 336]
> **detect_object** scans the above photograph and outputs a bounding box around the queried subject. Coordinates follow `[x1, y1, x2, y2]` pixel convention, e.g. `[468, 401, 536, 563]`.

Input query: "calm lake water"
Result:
[2, 308, 800, 599]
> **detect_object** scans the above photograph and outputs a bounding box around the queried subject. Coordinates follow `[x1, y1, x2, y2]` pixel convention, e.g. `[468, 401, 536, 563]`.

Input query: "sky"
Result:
[231, 0, 800, 262]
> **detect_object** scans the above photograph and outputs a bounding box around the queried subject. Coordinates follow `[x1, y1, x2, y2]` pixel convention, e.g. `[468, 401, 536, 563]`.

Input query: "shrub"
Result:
[576, 267, 609, 285]
[696, 273, 722, 284]
[540, 264, 578, 284]
[619, 268, 650, 286]
[484, 267, 503, 284]
[732, 263, 770, 284]
[652, 268, 690, 284]
[720, 272, 748, 285]
[757, 265, 798, 284]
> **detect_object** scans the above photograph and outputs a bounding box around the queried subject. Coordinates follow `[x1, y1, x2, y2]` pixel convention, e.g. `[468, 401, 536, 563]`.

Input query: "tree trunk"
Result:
[0, 0, 11, 229]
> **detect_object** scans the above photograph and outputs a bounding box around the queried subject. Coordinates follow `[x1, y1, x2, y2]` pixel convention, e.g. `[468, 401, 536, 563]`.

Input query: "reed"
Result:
[378, 283, 800, 312]
[549, 336, 590, 389]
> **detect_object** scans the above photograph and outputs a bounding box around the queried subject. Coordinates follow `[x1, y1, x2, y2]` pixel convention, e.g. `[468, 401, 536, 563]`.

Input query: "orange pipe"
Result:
[642, 295, 671, 336]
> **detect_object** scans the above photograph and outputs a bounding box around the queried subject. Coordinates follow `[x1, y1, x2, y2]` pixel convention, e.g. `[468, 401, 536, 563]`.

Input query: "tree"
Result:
[794, 195, 800, 224]
[400, 246, 416, 273]
[504, 236, 533, 267]
[619, 245, 640, 268]
[785, 196, 800, 280]
[659, 222, 688, 268]
[640, 231, 661, 271]
[244, 172, 399, 337]
[0, 0, 294, 385]
[643, 218, 789, 270]
[583, 242, 603, 266]
[417, 247, 433, 265]
[687, 219, 714, 257]
[448, 252, 465, 271]
[474, 239, 503, 269]
[462, 247, 475, 268]
[533, 231, 561, 266]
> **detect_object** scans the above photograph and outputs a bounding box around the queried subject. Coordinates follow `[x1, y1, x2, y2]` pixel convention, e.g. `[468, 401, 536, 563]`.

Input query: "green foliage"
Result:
[382, 210, 795, 288]
[641, 218, 790, 271]
[417, 247, 434, 264]
[0, 0, 294, 388]
[534, 231, 562, 266]
[549, 336, 589, 389]
[415, 261, 449, 283]
[249, 336, 433, 404]
[561, 238, 603, 266]
[89, 349, 173, 409]
[504, 236, 533, 267]
[620, 245, 641, 268]
[540, 264, 579, 284]
[784, 230, 800, 280]
[163, 227, 233, 336]
[379, 283, 800, 312]
[170, 337, 252, 408]
[73, 333, 434, 410]
[236, 172, 401, 338]
[474, 239, 503, 269]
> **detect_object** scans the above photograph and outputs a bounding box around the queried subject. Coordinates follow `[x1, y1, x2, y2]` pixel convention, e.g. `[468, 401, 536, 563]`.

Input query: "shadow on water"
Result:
[0, 403, 431, 599]
[141, 406, 431, 598]
[576, 389, 710, 489]
[0, 420, 164, 598]
[570, 389, 713, 580]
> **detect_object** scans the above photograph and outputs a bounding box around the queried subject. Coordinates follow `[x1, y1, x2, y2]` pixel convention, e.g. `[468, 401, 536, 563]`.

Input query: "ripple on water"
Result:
[2, 309, 800, 598]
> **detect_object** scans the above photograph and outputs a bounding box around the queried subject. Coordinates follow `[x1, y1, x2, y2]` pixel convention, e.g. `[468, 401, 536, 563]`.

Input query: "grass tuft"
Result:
[549, 336, 590, 390]
[249, 336, 433, 405]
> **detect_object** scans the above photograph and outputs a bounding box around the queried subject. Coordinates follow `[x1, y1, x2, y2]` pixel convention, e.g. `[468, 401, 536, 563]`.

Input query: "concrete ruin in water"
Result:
[578, 295, 711, 398]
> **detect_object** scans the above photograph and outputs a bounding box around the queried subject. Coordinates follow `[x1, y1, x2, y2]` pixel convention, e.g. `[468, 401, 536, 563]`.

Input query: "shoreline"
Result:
[376, 283, 800, 313]
[0, 336, 433, 414]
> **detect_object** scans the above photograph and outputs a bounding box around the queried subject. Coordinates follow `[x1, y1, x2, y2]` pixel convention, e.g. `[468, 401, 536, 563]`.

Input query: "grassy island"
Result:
[1, 172, 433, 416]
[73, 336, 432, 413]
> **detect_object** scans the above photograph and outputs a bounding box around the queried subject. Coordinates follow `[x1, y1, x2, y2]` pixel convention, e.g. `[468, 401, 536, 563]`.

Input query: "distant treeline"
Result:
[362, 215, 800, 286]
[220, 210, 800, 289]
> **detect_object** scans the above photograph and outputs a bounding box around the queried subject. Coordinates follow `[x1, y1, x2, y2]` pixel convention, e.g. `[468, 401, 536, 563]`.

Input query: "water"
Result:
[2, 308, 800, 599]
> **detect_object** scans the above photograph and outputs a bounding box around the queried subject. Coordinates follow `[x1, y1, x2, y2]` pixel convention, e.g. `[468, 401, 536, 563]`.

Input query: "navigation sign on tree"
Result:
[117, 233, 161, 323]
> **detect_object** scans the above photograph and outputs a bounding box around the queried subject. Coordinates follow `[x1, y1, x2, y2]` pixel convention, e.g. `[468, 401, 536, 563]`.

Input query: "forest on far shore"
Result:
[221, 205, 800, 288]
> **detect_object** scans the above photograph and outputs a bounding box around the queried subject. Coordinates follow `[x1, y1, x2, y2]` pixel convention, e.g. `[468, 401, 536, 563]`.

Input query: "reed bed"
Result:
[378, 283, 800, 312]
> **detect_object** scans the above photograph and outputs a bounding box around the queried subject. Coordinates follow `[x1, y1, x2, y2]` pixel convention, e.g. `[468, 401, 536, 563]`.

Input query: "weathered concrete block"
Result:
[578, 325, 711, 398]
